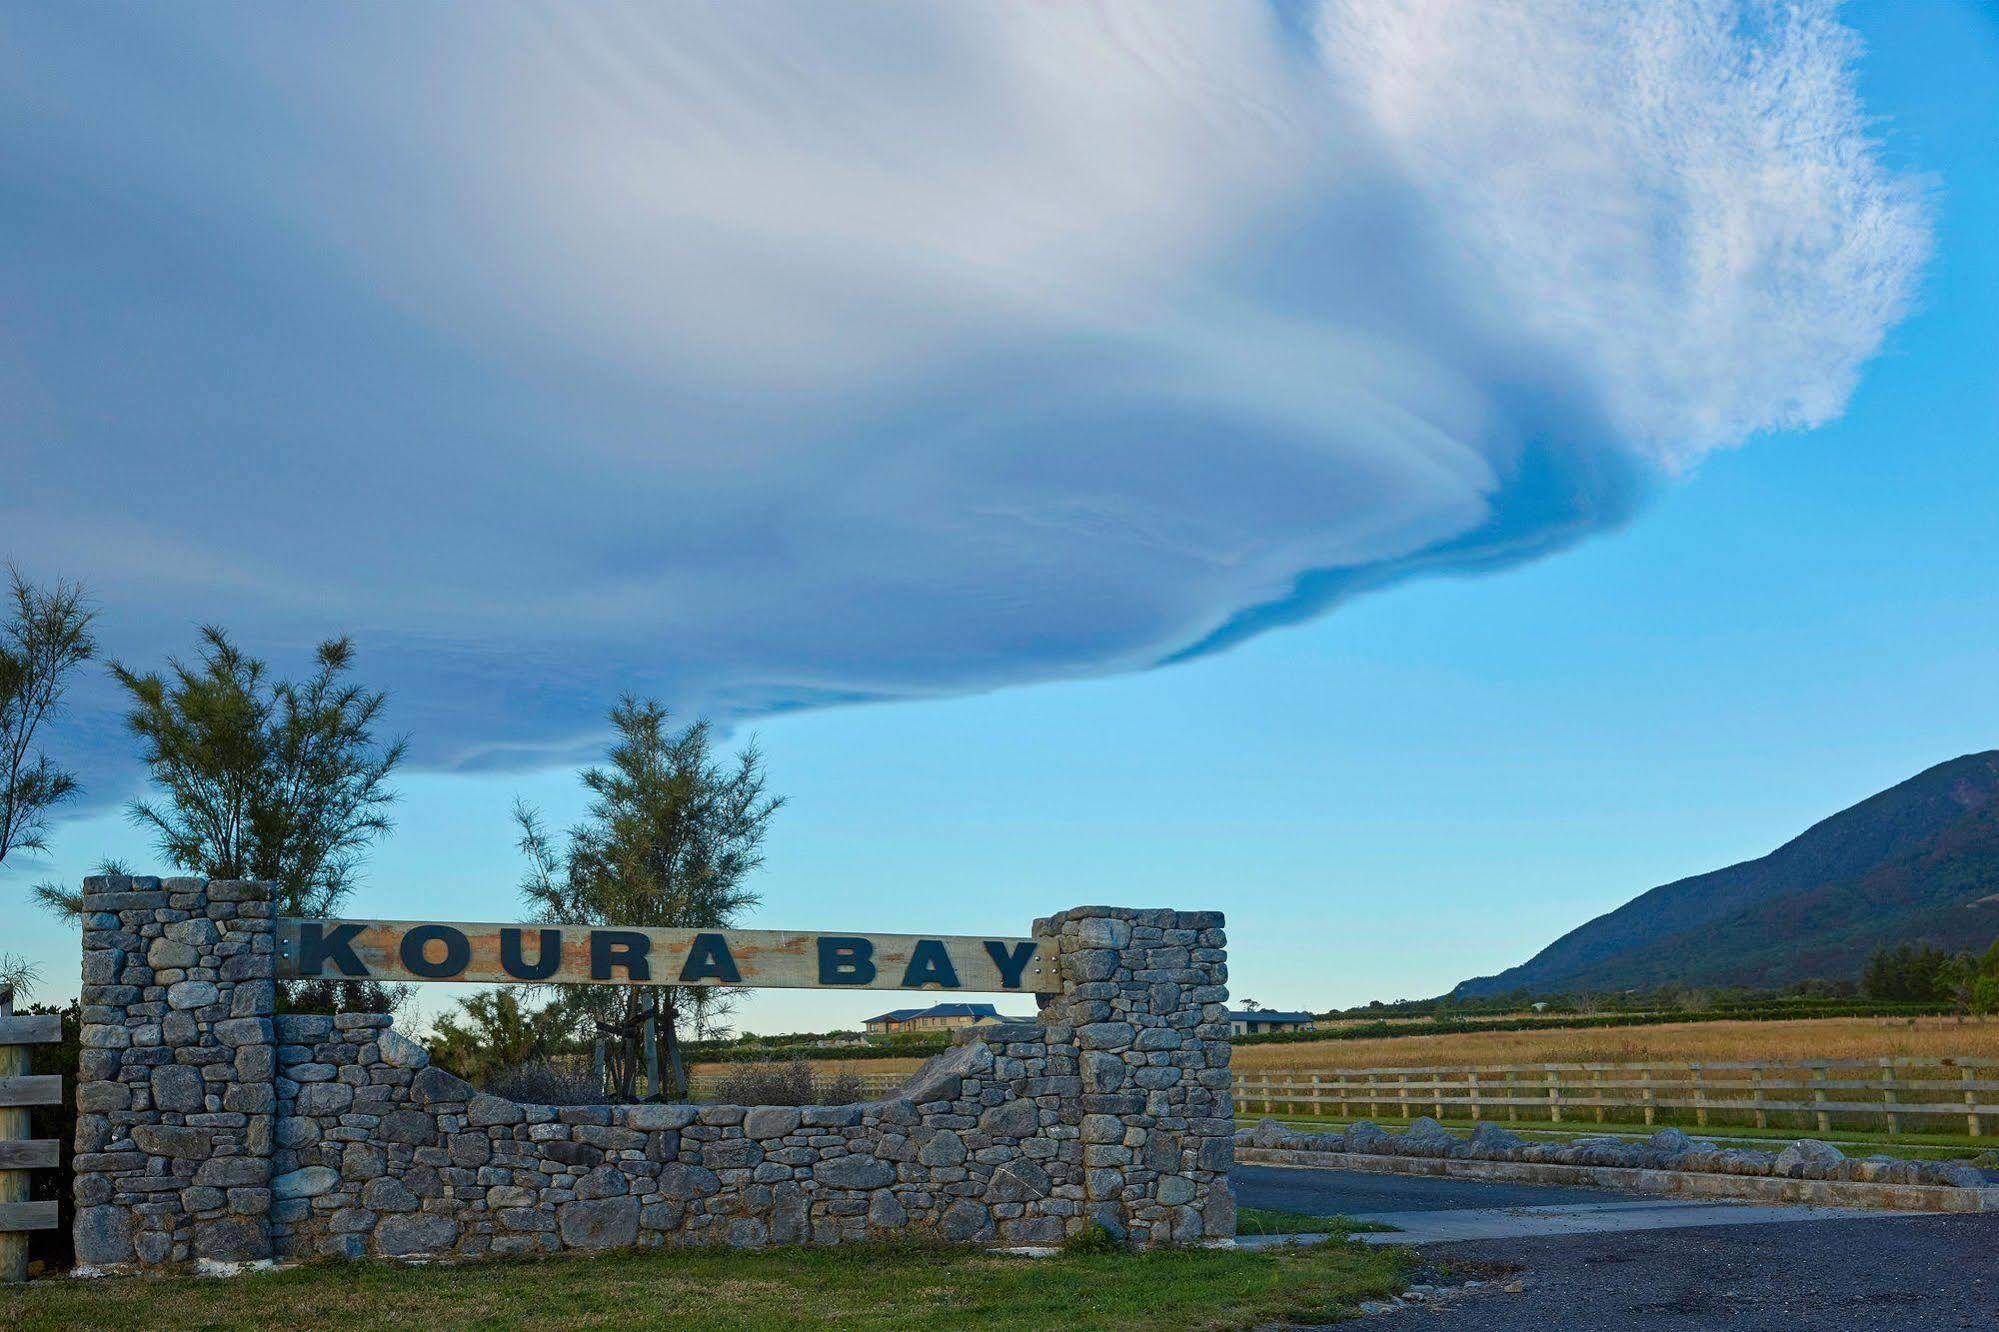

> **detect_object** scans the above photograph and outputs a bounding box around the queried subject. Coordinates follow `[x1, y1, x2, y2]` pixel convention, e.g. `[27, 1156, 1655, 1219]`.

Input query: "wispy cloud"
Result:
[0, 1, 1926, 794]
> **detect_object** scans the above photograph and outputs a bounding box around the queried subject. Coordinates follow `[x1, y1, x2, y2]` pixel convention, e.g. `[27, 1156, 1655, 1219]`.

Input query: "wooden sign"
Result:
[275, 919, 1059, 994]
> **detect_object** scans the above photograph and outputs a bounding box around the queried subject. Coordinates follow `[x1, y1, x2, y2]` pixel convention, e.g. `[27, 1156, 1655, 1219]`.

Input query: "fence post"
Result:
[1468, 1070, 1482, 1122]
[1433, 1071, 1445, 1121]
[1396, 1071, 1410, 1122]
[1812, 1064, 1831, 1135]
[1967, 1066, 1982, 1139]
[1641, 1068, 1655, 1126]
[1881, 1058, 1900, 1137]
[1693, 1064, 1708, 1128]
[1309, 1072, 1323, 1121]
[1752, 1065, 1767, 1129]
[1592, 1068, 1605, 1124]
[1546, 1068, 1562, 1125]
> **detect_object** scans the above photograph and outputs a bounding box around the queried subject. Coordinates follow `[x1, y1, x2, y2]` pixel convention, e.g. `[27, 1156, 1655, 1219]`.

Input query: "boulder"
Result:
[1775, 1139, 1846, 1179]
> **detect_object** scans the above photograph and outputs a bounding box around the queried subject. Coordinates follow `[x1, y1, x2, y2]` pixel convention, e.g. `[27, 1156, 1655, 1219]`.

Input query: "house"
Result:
[861, 1002, 1036, 1035]
[1227, 1009, 1316, 1036]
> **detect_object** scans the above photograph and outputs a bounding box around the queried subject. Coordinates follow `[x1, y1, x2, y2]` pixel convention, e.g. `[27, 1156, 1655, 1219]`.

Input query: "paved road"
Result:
[1234, 1163, 1629, 1214]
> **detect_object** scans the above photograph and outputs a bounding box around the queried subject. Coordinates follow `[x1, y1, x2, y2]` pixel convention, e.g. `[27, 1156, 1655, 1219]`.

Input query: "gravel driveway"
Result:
[1369, 1213, 1999, 1331]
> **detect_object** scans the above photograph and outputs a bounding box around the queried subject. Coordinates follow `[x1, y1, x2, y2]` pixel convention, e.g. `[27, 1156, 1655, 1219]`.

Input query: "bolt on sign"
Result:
[275, 919, 1059, 993]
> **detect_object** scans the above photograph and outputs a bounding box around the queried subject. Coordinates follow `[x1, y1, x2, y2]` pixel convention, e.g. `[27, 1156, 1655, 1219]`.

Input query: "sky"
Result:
[4, 1, 1996, 1036]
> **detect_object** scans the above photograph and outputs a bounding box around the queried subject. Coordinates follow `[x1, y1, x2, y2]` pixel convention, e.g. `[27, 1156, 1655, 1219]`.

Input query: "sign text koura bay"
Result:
[275, 919, 1058, 993]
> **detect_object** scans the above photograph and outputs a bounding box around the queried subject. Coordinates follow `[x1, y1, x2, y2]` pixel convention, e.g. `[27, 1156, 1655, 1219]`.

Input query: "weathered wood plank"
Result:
[0, 1141, 58, 1170]
[276, 918, 1059, 993]
[0, 1201, 58, 1233]
[0, 1076, 62, 1108]
[0, 1016, 60, 1046]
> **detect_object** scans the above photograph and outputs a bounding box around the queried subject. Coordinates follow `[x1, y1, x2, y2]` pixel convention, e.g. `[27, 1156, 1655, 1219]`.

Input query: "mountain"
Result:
[1454, 751, 1999, 996]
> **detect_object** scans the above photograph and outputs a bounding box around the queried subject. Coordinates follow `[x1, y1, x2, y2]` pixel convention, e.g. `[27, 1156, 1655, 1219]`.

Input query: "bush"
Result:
[714, 1058, 867, 1106]
[1060, 1223, 1125, 1255]
[483, 1060, 605, 1106]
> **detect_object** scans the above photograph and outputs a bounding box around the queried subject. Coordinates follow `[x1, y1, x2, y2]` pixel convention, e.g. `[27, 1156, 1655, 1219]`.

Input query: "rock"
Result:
[1247, 1117, 1291, 1150]
[815, 1154, 895, 1190]
[296, 1082, 354, 1116]
[213, 1017, 270, 1047]
[379, 1110, 437, 1146]
[917, 1131, 967, 1166]
[361, 1177, 420, 1213]
[1157, 1175, 1197, 1205]
[576, 1165, 630, 1200]
[1776, 1139, 1846, 1178]
[131, 1124, 215, 1159]
[1648, 1128, 1694, 1155]
[151, 1063, 206, 1114]
[559, 1198, 639, 1250]
[196, 1156, 266, 1188]
[194, 1218, 266, 1262]
[377, 1214, 460, 1256]
[341, 1144, 387, 1182]
[273, 1166, 340, 1199]
[1470, 1122, 1524, 1154]
[73, 1205, 135, 1266]
[619, 1103, 699, 1131]
[148, 937, 201, 970]
[542, 1140, 603, 1168]
[166, 980, 219, 1011]
[378, 1029, 429, 1069]
[867, 1190, 908, 1228]
[468, 1093, 524, 1127]
[410, 1065, 474, 1106]
[656, 1163, 722, 1199]
[742, 1107, 802, 1140]
[988, 1159, 1052, 1203]
[937, 1199, 992, 1242]
[1935, 1163, 1986, 1189]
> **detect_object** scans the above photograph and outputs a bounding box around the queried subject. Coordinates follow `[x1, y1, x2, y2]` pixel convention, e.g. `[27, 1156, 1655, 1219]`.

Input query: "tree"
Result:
[1862, 942, 1956, 1003]
[35, 628, 406, 1011]
[515, 697, 783, 1101]
[0, 568, 96, 870]
[426, 987, 583, 1086]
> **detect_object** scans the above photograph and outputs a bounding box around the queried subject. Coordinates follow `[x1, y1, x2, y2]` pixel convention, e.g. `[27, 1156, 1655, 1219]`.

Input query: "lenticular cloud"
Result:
[0, 1, 1927, 774]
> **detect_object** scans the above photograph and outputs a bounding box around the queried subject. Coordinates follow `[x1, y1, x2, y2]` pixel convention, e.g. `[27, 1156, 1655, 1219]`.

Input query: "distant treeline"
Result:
[1232, 998, 1953, 1048]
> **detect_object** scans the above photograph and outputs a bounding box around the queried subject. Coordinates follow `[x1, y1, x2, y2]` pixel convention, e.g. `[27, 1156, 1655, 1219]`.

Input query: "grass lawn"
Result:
[0, 1239, 1410, 1332]
[1235, 1110, 1993, 1160]
[1235, 1207, 1400, 1238]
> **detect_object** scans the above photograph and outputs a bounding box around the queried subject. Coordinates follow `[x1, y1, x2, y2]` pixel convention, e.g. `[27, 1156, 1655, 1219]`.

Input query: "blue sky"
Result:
[5, 2, 1996, 1035]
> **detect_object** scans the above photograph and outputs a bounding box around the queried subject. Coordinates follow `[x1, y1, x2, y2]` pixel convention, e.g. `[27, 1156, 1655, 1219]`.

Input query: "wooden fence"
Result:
[0, 989, 62, 1283]
[1231, 1059, 1999, 1139]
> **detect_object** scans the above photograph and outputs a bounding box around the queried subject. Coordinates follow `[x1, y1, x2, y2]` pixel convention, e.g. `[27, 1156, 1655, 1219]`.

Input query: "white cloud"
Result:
[0, 1, 1926, 780]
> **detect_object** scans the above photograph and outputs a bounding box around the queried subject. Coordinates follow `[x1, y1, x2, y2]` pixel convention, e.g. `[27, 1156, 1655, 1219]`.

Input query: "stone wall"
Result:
[74, 879, 1233, 1270]
[72, 876, 277, 1271]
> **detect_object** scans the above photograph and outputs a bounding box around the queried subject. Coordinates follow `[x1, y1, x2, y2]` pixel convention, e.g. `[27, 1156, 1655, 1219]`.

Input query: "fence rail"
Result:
[1230, 1058, 1999, 1139]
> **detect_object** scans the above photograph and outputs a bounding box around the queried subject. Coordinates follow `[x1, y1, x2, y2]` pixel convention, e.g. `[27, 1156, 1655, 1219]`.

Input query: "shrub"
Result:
[484, 1060, 605, 1106]
[1060, 1223, 1125, 1255]
[715, 1058, 867, 1106]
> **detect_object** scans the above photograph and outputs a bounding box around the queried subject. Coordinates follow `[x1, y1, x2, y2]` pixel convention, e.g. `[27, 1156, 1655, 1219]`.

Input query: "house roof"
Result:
[862, 1002, 1009, 1025]
[1228, 1010, 1315, 1024]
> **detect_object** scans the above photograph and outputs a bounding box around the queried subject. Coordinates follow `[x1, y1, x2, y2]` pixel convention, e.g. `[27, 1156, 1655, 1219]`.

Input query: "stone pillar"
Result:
[74, 875, 277, 1271]
[1034, 906, 1234, 1244]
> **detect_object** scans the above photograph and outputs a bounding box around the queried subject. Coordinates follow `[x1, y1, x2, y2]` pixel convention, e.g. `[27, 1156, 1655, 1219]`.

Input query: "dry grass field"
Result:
[1229, 1015, 1999, 1071]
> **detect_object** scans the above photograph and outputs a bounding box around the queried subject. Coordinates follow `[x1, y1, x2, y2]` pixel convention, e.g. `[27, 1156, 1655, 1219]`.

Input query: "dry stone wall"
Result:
[74, 879, 1233, 1270]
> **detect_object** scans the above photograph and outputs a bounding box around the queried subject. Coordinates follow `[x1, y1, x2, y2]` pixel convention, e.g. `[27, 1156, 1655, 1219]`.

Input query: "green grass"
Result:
[1235, 1207, 1400, 1238]
[0, 1239, 1412, 1332]
[1236, 1109, 1994, 1160]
